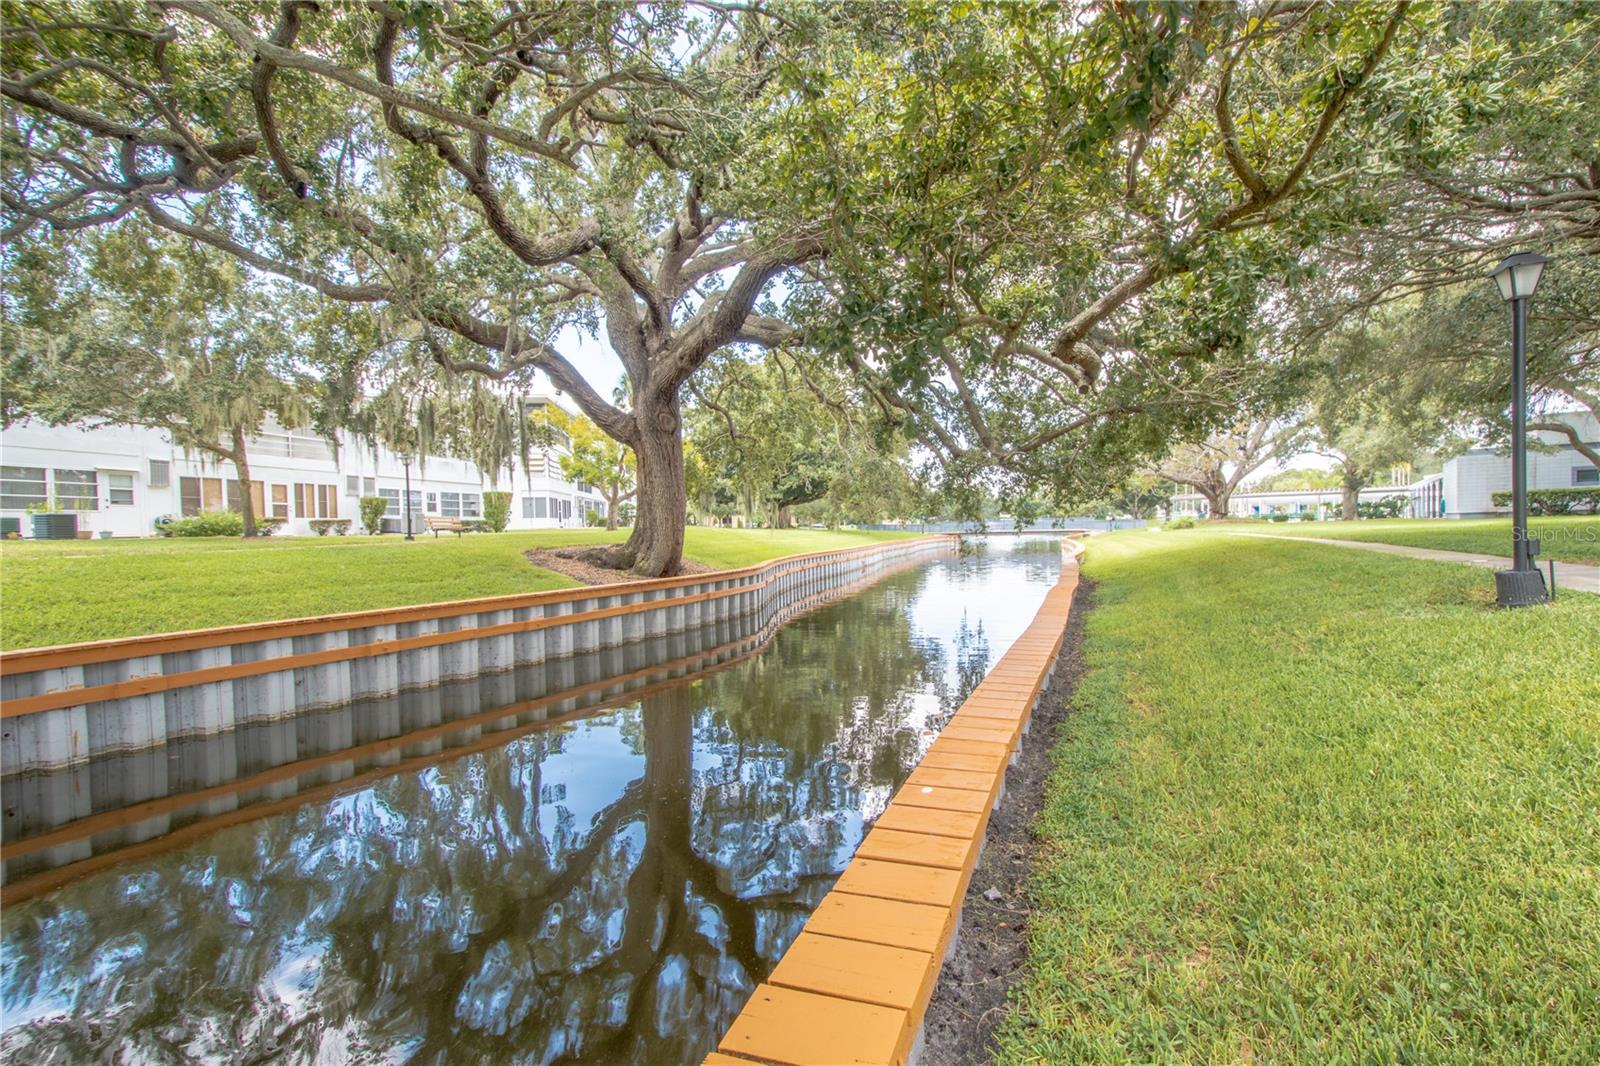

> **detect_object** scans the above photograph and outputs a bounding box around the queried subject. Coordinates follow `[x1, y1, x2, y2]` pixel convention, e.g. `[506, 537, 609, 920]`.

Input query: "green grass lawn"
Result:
[1251, 515, 1600, 564]
[1000, 529, 1600, 1063]
[0, 527, 917, 650]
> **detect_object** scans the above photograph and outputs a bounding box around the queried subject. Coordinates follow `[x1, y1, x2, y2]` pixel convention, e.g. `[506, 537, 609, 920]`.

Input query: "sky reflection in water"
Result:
[1, 537, 1063, 1064]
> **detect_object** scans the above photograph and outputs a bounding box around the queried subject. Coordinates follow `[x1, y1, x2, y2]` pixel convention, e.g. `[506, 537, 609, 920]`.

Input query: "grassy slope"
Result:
[0, 527, 916, 649]
[1258, 515, 1600, 564]
[1000, 529, 1600, 1064]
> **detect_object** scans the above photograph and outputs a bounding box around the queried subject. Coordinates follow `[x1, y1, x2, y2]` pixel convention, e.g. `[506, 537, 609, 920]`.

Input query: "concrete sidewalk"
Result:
[1236, 533, 1600, 595]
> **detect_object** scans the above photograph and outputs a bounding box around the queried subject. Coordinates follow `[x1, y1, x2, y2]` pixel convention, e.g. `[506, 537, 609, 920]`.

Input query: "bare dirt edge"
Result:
[524, 546, 714, 586]
[919, 576, 1095, 1065]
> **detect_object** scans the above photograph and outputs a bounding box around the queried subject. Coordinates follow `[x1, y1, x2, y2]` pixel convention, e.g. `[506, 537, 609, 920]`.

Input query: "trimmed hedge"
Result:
[1490, 487, 1600, 515]
[161, 511, 280, 537]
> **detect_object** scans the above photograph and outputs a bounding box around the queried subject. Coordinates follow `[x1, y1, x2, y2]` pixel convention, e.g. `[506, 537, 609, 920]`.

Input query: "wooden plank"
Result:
[717, 984, 907, 1066]
[834, 858, 964, 908]
[873, 802, 985, 841]
[803, 892, 952, 954]
[927, 737, 1009, 759]
[855, 826, 976, 870]
[767, 931, 935, 1011]
[904, 765, 997, 795]
[917, 749, 1006, 774]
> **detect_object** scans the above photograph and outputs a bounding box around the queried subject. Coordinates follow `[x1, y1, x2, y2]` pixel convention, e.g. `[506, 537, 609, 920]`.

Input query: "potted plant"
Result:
[25, 499, 80, 540]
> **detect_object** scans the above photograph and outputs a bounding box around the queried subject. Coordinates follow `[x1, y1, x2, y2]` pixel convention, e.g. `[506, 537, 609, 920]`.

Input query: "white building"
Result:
[1172, 411, 1599, 520]
[0, 392, 609, 538]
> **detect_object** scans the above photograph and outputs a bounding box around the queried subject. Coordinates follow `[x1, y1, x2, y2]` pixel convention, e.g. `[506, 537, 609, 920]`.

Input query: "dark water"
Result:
[1, 538, 1062, 1064]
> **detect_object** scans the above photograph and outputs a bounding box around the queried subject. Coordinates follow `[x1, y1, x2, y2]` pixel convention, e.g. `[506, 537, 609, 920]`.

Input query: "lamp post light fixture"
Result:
[401, 455, 415, 541]
[1487, 251, 1550, 608]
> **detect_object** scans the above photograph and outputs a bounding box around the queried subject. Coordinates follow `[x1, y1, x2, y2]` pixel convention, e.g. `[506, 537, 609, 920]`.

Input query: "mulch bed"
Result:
[523, 546, 715, 586]
[919, 577, 1095, 1065]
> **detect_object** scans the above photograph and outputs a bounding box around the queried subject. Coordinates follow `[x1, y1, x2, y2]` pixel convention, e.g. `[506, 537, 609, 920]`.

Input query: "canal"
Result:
[1, 537, 1064, 1063]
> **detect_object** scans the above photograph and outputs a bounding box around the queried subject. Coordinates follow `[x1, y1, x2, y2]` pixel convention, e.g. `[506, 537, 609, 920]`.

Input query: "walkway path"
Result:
[1236, 533, 1600, 594]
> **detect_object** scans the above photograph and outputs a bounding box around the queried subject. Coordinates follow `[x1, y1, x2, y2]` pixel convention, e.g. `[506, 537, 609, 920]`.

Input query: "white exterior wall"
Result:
[0, 407, 608, 538]
[1442, 412, 1599, 518]
[1170, 485, 1406, 518]
[1170, 412, 1598, 521]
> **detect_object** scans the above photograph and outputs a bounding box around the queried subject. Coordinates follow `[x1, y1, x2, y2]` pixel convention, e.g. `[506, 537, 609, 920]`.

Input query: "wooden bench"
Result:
[423, 515, 465, 538]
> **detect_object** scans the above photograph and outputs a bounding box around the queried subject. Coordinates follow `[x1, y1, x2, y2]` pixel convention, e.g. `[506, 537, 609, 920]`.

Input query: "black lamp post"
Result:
[1487, 251, 1549, 607]
[401, 454, 415, 541]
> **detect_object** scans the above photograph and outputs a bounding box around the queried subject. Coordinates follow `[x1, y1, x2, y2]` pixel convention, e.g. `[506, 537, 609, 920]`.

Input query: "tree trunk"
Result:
[607, 391, 686, 576]
[606, 485, 620, 531]
[1341, 474, 1362, 520]
[230, 426, 258, 538]
[1202, 486, 1231, 519]
[776, 504, 794, 529]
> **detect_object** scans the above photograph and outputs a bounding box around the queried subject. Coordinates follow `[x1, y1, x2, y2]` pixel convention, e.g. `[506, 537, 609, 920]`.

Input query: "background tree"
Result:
[1154, 420, 1296, 520]
[2, 228, 306, 536]
[760, 1, 1416, 504]
[1, 2, 821, 575]
[550, 408, 637, 532]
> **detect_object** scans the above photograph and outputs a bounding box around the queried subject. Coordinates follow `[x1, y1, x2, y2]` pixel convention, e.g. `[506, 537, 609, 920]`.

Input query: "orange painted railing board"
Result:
[890, 782, 997, 816]
[833, 858, 964, 909]
[917, 749, 1007, 775]
[903, 765, 997, 795]
[925, 736, 1010, 760]
[801, 894, 953, 955]
[871, 804, 985, 842]
[937, 723, 1018, 747]
[716, 984, 908, 1066]
[766, 932, 935, 1012]
[854, 827, 977, 871]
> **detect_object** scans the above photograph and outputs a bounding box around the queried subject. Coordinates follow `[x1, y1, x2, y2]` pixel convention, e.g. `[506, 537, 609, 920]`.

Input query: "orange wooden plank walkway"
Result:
[707, 540, 1085, 1065]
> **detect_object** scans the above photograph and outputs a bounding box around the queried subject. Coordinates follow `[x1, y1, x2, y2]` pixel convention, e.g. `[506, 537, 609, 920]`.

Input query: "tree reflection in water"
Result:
[1, 538, 1061, 1064]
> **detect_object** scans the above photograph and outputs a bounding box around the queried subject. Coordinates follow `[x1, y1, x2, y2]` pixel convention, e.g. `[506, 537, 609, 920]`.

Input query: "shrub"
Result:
[256, 517, 285, 536]
[1491, 487, 1600, 515]
[164, 510, 244, 537]
[1297, 511, 1317, 521]
[309, 518, 352, 536]
[1268, 512, 1290, 522]
[483, 491, 512, 532]
[462, 518, 491, 533]
[1356, 495, 1408, 519]
[1164, 515, 1198, 530]
[585, 508, 605, 527]
[359, 495, 388, 535]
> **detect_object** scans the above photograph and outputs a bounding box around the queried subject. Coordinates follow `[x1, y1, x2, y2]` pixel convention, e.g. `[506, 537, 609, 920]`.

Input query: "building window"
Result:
[106, 472, 135, 506]
[530, 496, 547, 519]
[296, 483, 337, 519]
[346, 475, 360, 496]
[148, 459, 171, 489]
[522, 496, 534, 519]
[1, 466, 47, 510]
[427, 492, 438, 513]
[1575, 466, 1599, 486]
[53, 469, 98, 510]
[180, 476, 242, 515]
[575, 478, 589, 494]
[379, 487, 400, 515]
[271, 484, 289, 519]
[440, 491, 460, 517]
[365, 477, 377, 495]
[461, 493, 481, 518]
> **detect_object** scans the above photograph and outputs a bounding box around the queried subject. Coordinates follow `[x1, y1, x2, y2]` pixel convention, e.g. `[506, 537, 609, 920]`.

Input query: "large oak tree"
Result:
[2, 1, 820, 574]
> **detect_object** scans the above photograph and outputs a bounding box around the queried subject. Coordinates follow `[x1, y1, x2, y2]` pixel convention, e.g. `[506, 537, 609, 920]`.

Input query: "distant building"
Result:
[1172, 411, 1598, 520]
[0, 391, 609, 537]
